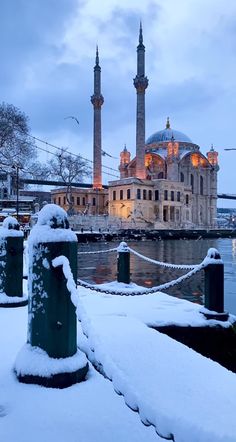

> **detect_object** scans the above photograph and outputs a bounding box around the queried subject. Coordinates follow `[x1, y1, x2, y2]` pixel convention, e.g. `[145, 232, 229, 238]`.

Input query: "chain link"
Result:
[77, 261, 205, 296]
[77, 244, 198, 269]
[128, 247, 197, 269]
[78, 247, 118, 255]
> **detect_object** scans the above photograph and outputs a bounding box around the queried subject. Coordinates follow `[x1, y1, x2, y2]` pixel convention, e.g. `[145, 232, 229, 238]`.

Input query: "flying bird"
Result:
[102, 150, 118, 159]
[64, 116, 80, 126]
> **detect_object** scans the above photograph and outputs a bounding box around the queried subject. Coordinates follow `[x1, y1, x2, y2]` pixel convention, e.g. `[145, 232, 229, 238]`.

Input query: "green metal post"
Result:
[29, 240, 78, 358]
[204, 248, 228, 321]
[117, 241, 130, 284]
[0, 217, 26, 307]
[16, 204, 88, 388]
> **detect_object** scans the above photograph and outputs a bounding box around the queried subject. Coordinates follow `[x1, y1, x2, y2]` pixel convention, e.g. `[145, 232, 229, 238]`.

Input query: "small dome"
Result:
[146, 128, 192, 145]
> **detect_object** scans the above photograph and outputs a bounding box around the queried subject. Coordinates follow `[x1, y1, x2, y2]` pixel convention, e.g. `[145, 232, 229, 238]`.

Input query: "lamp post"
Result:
[12, 164, 20, 222]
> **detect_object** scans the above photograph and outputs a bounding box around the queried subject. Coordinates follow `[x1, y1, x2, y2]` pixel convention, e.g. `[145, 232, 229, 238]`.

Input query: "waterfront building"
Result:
[108, 24, 219, 229]
[51, 186, 108, 216]
[52, 25, 219, 229]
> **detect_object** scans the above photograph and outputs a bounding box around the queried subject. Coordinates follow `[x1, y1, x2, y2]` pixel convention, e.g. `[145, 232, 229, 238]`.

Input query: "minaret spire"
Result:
[139, 21, 143, 45]
[133, 23, 149, 179]
[95, 45, 99, 66]
[91, 46, 104, 189]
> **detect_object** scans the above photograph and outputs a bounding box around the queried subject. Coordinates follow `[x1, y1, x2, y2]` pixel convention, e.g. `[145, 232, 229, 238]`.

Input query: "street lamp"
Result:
[12, 164, 20, 221]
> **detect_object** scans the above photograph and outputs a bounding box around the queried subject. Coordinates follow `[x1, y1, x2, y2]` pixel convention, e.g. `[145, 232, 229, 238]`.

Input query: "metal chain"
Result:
[78, 247, 118, 255]
[77, 262, 205, 296]
[128, 247, 197, 270]
[77, 244, 198, 269]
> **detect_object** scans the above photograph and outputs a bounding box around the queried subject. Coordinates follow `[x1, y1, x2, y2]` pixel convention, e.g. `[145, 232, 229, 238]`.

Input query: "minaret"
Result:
[133, 22, 149, 179]
[91, 46, 104, 189]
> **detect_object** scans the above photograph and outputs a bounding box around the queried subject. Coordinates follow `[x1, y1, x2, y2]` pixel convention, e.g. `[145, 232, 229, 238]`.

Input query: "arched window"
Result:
[200, 176, 204, 195]
[148, 190, 152, 200]
[180, 172, 184, 183]
[191, 174, 194, 193]
[158, 172, 164, 179]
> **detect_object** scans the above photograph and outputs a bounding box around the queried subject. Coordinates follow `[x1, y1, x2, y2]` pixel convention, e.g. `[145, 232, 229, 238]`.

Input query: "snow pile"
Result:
[14, 344, 88, 377]
[0, 292, 28, 303]
[29, 204, 77, 244]
[0, 216, 23, 238]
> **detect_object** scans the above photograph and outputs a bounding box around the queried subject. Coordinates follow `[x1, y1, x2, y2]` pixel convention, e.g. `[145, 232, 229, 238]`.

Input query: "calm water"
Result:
[77, 238, 236, 315]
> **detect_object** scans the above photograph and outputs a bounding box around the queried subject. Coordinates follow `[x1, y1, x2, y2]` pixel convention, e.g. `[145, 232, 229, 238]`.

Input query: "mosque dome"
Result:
[146, 117, 192, 145]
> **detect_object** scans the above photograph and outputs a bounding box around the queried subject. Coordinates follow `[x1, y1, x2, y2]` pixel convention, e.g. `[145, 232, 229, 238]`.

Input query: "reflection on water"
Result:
[77, 238, 236, 315]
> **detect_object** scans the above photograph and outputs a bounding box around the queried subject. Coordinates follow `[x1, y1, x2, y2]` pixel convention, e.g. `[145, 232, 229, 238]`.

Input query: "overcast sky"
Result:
[1, 0, 236, 207]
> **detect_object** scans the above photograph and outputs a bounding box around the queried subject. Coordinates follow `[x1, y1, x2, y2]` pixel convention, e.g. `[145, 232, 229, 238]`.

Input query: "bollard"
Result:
[0, 216, 27, 308]
[117, 241, 130, 284]
[15, 204, 88, 388]
[203, 248, 228, 321]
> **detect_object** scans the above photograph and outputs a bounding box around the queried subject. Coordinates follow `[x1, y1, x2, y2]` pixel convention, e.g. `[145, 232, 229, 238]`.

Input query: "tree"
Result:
[49, 149, 91, 214]
[0, 102, 37, 170]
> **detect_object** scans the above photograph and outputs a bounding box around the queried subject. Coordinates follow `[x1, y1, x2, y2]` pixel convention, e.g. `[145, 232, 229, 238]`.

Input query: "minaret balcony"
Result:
[91, 94, 104, 108]
[133, 76, 148, 93]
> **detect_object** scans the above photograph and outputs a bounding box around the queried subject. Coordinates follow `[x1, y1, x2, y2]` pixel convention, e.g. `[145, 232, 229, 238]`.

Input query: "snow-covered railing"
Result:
[77, 247, 118, 255]
[53, 254, 175, 440]
[77, 247, 228, 320]
[77, 262, 204, 296]
[128, 247, 197, 269]
[77, 241, 198, 269]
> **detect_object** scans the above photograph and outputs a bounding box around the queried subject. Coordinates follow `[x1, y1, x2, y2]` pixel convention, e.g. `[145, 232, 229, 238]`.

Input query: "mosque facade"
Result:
[108, 25, 219, 229]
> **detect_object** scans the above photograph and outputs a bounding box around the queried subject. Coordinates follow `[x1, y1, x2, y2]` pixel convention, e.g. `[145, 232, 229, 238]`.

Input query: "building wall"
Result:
[51, 187, 108, 215]
[108, 178, 193, 228]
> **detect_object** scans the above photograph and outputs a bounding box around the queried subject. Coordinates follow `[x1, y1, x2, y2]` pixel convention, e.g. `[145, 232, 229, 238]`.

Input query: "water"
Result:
[77, 238, 236, 315]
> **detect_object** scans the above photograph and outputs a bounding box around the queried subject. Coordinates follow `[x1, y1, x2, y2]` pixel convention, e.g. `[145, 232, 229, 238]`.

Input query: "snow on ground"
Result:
[4, 240, 236, 442]
[0, 305, 160, 442]
[76, 283, 236, 442]
[79, 281, 235, 328]
[77, 310, 236, 442]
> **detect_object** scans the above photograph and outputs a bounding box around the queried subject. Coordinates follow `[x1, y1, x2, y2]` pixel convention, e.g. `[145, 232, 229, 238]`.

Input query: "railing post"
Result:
[15, 204, 88, 388]
[203, 248, 228, 321]
[0, 216, 27, 308]
[117, 241, 130, 284]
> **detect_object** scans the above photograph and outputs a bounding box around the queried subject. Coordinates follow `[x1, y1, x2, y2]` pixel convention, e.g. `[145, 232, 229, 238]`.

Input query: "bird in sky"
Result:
[102, 150, 118, 159]
[64, 116, 80, 126]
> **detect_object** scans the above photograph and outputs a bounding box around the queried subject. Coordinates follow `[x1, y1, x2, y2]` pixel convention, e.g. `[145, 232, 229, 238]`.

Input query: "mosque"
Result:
[52, 25, 219, 229]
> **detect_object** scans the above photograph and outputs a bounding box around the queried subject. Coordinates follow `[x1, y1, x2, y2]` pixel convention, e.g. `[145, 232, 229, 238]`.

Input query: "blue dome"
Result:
[146, 128, 192, 145]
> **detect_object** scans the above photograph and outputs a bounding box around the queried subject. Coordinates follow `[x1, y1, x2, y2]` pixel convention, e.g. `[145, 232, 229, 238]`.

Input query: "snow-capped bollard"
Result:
[14, 204, 88, 388]
[117, 241, 130, 284]
[203, 248, 228, 321]
[0, 216, 27, 308]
